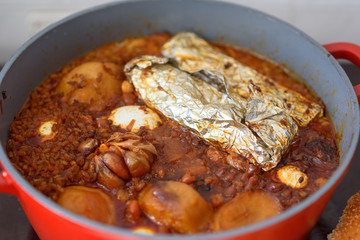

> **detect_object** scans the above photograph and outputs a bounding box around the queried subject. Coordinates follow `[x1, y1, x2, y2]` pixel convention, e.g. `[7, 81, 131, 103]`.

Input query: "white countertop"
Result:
[0, 0, 359, 64]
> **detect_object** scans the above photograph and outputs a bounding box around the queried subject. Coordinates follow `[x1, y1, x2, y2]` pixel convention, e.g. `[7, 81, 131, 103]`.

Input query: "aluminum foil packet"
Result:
[161, 32, 323, 127]
[124, 56, 297, 171]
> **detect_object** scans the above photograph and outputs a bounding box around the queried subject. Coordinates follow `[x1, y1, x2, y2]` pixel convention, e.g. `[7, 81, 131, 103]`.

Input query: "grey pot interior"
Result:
[0, 0, 359, 239]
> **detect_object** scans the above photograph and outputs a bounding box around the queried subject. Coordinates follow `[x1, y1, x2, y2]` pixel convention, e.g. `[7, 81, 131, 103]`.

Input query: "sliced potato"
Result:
[56, 61, 122, 111]
[214, 190, 282, 231]
[57, 186, 115, 224]
[108, 105, 162, 132]
[138, 181, 212, 233]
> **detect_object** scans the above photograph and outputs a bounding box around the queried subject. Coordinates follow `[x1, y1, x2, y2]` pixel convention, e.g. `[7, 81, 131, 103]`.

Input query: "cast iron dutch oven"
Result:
[0, 0, 360, 239]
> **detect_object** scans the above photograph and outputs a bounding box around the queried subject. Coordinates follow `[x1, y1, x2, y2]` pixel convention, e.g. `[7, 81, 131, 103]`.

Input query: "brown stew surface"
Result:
[6, 33, 339, 234]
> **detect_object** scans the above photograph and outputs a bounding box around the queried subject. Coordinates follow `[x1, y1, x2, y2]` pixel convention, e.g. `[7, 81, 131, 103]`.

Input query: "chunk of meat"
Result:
[57, 186, 115, 224]
[138, 181, 213, 233]
[56, 61, 122, 112]
[213, 190, 283, 231]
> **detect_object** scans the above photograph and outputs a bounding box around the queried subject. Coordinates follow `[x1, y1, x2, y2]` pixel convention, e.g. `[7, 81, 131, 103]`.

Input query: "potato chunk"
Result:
[57, 186, 115, 224]
[214, 190, 282, 231]
[138, 181, 212, 233]
[56, 61, 122, 111]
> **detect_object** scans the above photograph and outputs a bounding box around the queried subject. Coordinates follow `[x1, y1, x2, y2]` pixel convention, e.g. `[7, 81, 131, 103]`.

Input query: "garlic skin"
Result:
[108, 105, 161, 132]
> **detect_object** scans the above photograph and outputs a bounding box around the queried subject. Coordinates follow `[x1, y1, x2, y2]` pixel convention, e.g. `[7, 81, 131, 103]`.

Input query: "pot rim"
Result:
[0, 0, 359, 239]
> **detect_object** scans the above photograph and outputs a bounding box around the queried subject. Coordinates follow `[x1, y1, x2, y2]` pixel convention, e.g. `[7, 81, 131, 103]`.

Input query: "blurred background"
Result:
[0, 0, 360, 239]
[1, 0, 360, 65]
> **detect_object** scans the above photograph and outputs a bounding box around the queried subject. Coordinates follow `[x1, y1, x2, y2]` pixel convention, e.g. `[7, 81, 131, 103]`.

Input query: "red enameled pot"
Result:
[0, 1, 360, 239]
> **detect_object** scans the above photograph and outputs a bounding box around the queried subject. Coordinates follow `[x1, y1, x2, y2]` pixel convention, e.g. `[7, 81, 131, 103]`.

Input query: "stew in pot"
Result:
[6, 32, 339, 234]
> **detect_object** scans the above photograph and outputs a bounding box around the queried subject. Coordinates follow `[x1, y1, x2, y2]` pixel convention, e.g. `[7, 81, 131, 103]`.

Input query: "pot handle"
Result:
[323, 42, 360, 102]
[0, 164, 18, 196]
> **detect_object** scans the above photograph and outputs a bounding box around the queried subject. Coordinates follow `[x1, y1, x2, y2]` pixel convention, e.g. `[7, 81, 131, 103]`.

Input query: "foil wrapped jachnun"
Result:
[125, 56, 296, 171]
[124, 32, 323, 171]
[161, 32, 323, 127]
